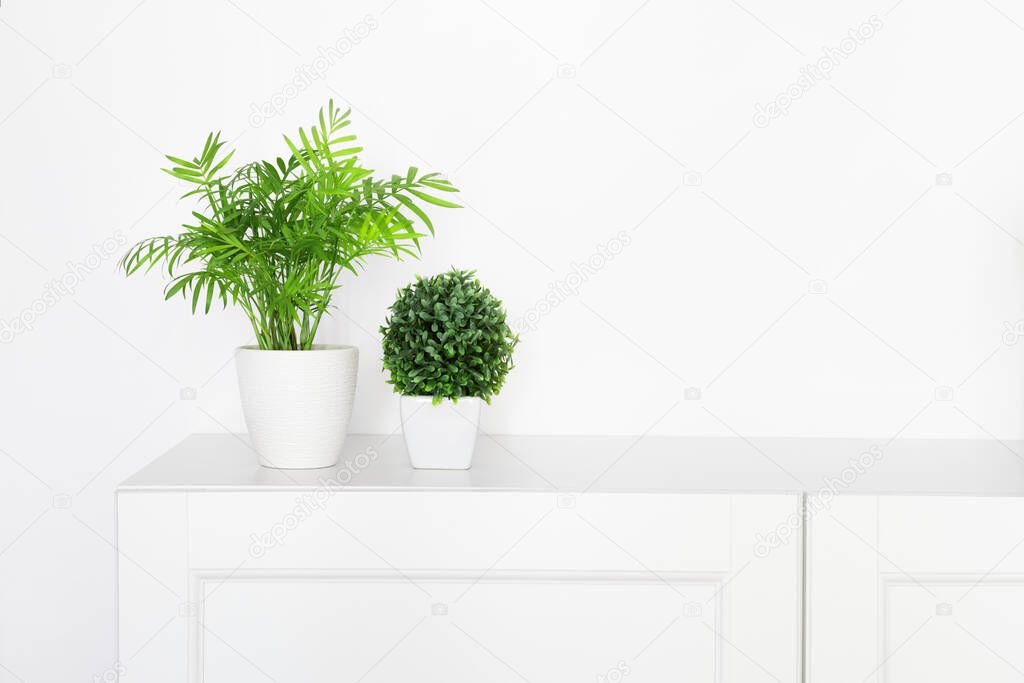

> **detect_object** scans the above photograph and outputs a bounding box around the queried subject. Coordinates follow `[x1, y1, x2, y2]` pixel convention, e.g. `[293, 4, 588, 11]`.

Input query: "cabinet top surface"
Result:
[117, 433, 1024, 496]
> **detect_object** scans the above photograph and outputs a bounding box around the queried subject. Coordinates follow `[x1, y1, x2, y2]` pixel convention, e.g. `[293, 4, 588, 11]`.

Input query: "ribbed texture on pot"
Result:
[236, 345, 358, 469]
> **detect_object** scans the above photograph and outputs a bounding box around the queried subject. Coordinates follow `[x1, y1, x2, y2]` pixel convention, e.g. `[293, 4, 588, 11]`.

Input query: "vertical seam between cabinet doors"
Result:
[875, 496, 882, 683]
[800, 492, 809, 683]
[186, 493, 199, 683]
[114, 493, 120, 677]
[722, 495, 733, 683]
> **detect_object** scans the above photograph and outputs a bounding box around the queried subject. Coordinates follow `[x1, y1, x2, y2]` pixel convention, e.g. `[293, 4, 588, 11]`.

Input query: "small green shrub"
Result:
[380, 270, 518, 404]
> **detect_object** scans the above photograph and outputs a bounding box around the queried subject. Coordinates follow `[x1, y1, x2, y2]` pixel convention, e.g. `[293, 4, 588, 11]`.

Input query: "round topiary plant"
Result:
[380, 269, 518, 404]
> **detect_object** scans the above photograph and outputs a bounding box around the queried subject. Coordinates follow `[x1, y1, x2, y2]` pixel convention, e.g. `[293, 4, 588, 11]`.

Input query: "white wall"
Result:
[1, 0, 1023, 679]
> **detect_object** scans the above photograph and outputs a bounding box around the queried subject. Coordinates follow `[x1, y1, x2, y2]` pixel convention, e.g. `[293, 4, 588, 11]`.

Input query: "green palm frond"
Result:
[121, 100, 461, 350]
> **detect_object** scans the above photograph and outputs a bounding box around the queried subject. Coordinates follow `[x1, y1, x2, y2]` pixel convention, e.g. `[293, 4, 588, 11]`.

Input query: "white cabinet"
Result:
[802, 439, 1024, 683]
[808, 496, 1024, 682]
[117, 435, 1024, 682]
[117, 435, 803, 683]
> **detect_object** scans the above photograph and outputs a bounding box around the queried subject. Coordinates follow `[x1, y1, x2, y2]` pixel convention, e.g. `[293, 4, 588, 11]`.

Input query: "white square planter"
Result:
[399, 396, 481, 469]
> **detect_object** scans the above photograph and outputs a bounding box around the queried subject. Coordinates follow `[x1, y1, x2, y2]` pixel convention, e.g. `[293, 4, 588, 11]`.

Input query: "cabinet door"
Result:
[119, 491, 802, 683]
[808, 496, 1024, 682]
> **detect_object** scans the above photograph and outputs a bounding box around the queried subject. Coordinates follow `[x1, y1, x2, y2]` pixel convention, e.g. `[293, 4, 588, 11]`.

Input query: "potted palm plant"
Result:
[121, 101, 459, 469]
[380, 269, 518, 469]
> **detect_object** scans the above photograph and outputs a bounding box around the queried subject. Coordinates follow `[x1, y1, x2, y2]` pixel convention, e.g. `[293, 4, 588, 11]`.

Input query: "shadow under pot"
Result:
[236, 344, 358, 469]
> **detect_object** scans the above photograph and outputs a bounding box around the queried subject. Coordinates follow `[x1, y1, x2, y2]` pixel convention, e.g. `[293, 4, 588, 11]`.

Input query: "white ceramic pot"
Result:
[400, 396, 482, 470]
[236, 344, 358, 469]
